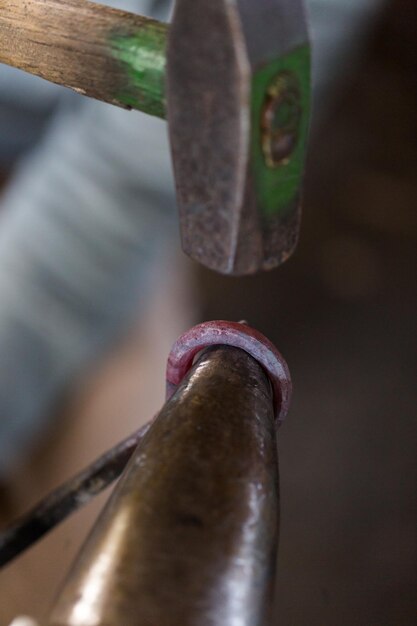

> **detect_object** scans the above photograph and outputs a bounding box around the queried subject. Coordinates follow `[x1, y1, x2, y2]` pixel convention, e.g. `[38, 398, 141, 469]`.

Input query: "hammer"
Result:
[0, 0, 310, 275]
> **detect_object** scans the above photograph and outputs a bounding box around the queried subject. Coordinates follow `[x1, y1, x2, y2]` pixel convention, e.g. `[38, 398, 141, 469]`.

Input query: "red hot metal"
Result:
[166, 320, 292, 425]
[0, 321, 291, 568]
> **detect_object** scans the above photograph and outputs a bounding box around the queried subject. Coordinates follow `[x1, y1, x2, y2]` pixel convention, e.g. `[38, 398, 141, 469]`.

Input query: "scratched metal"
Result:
[48, 346, 279, 626]
[166, 320, 292, 425]
[167, 0, 310, 275]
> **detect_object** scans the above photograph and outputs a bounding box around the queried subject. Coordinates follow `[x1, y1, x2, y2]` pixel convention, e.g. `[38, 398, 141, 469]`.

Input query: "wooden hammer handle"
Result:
[0, 0, 168, 117]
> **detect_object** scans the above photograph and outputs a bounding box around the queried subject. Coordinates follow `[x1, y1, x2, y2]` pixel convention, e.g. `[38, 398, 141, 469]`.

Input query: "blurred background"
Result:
[0, 0, 416, 624]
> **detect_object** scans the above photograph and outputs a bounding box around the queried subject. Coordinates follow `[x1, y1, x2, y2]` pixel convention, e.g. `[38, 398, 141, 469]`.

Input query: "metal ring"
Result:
[166, 320, 292, 425]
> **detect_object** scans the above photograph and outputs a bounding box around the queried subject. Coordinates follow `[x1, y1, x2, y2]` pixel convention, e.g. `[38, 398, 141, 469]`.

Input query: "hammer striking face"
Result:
[167, 0, 310, 275]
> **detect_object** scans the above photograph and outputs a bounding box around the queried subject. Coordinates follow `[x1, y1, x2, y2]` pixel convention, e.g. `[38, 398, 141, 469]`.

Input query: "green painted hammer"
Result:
[0, 0, 310, 275]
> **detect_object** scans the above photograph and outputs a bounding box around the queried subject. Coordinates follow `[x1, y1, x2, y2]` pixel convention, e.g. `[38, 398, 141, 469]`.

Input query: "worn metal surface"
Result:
[0, 0, 168, 117]
[48, 345, 279, 626]
[166, 320, 291, 424]
[261, 72, 302, 167]
[0, 322, 290, 573]
[167, 0, 310, 275]
[0, 424, 150, 569]
[0, 0, 310, 275]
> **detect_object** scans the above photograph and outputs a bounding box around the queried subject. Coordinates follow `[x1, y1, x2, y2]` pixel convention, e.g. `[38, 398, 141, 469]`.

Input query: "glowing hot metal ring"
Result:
[166, 320, 292, 425]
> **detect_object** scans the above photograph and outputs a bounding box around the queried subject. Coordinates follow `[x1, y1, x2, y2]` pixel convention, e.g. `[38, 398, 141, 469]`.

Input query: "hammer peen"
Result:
[0, 0, 310, 274]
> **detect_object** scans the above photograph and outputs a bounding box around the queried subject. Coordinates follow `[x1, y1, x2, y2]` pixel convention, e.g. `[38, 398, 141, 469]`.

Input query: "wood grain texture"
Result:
[0, 0, 168, 116]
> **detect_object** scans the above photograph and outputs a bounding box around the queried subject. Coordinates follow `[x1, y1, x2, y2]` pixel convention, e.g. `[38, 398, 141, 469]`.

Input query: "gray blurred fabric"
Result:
[0, 0, 174, 475]
[0, 0, 385, 476]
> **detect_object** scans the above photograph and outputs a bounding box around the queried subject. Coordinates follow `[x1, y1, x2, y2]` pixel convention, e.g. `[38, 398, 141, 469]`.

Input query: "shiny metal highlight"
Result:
[48, 345, 279, 626]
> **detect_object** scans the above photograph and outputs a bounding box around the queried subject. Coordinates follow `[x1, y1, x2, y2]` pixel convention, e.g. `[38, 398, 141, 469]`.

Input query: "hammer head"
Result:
[167, 0, 310, 276]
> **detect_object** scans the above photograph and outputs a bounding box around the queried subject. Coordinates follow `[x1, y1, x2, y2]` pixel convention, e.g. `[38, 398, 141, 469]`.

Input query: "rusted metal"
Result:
[0, 0, 309, 276]
[166, 320, 292, 425]
[0, 322, 291, 576]
[48, 345, 280, 626]
[261, 72, 302, 167]
[167, 0, 310, 275]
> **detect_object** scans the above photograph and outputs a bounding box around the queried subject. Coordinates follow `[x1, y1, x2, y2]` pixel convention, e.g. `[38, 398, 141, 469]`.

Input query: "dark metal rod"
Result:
[48, 345, 279, 626]
[0, 423, 150, 568]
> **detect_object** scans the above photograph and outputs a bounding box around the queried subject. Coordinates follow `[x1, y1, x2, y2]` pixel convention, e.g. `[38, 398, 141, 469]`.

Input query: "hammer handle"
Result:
[0, 0, 168, 117]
